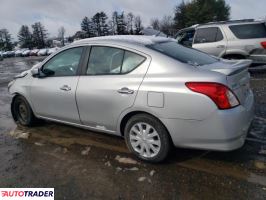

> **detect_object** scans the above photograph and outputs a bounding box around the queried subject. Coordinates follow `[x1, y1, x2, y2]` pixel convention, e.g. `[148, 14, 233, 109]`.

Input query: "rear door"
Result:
[193, 27, 227, 57]
[76, 45, 151, 132]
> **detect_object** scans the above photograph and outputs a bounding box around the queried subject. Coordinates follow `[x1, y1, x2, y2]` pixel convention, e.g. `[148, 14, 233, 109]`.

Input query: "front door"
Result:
[76, 46, 150, 132]
[30, 47, 85, 123]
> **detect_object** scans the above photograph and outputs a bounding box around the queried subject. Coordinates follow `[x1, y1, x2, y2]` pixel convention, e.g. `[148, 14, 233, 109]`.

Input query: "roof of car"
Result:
[74, 35, 174, 46]
[178, 19, 265, 32]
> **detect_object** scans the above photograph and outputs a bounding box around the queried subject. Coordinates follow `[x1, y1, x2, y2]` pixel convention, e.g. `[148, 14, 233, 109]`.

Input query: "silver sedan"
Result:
[8, 36, 254, 162]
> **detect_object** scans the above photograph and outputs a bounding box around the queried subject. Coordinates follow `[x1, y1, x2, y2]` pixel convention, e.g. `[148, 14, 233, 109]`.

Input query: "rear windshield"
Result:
[147, 41, 218, 66]
[229, 23, 266, 39]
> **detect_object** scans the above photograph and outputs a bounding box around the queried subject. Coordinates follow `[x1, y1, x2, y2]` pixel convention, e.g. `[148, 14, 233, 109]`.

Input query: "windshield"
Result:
[147, 41, 218, 66]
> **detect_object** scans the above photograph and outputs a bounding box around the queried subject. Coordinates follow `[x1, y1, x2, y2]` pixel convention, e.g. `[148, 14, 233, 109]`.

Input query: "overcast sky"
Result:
[0, 0, 265, 39]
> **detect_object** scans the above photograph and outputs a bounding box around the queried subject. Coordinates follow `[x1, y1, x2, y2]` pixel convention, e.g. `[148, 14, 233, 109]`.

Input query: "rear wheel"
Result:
[11, 95, 38, 126]
[124, 114, 171, 163]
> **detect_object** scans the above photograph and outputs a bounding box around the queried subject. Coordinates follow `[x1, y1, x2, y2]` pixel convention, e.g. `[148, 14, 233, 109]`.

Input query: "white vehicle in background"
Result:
[22, 50, 31, 57]
[47, 47, 60, 55]
[37, 49, 48, 56]
[176, 19, 266, 64]
[15, 49, 29, 57]
[29, 49, 39, 56]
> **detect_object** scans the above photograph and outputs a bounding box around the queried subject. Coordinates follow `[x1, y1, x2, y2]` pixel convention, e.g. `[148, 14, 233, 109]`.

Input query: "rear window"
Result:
[147, 41, 218, 66]
[229, 23, 266, 39]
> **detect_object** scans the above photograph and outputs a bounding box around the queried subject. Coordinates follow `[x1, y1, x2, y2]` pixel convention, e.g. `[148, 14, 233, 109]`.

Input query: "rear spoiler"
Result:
[199, 59, 252, 76]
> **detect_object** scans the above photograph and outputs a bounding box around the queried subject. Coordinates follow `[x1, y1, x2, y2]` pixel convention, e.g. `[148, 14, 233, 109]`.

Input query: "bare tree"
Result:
[127, 12, 134, 34]
[160, 15, 175, 36]
[150, 18, 160, 30]
[58, 26, 66, 46]
[134, 15, 143, 35]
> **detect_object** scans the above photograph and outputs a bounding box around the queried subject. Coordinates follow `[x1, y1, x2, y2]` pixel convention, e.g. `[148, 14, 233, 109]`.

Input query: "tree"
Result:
[81, 16, 95, 37]
[0, 29, 13, 51]
[31, 22, 47, 48]
[174, 0, 187, 30]
[173, 0, 230, 29]
[150, 18, 160, 30]
[160, 15, 175, 36]
[92, 12, 109, 36]
[18, 25, 33, 49]
[116, 12, 127, 35]
[134, 16, 143, 35]
[58, 26, 66, 46]
[127, 12, 134, 34]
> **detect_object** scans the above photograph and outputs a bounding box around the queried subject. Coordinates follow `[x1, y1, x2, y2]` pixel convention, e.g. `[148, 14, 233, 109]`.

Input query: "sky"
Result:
[0, 0, 265, 39]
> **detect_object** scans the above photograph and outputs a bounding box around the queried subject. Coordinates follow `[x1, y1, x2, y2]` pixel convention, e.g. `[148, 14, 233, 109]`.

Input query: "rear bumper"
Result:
[160, 90, 254, 151]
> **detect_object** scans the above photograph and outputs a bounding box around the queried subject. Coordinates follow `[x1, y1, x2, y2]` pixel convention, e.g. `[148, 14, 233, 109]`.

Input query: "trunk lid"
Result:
[199, 59, 252, 105]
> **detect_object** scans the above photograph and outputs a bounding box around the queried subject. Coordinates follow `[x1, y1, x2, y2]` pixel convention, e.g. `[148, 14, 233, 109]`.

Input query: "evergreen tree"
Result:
[173, 0, 230, 29]
[18, 25, 33, 49]
[92, 12, 108, 36]
[81, 16, 95, 37]
[0, 29, 13, 51]
[174, 0, 187, 30]
[31, 22, 47, 48]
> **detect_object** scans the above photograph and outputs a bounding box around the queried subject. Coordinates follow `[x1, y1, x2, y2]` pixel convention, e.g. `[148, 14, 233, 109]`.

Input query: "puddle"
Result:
[8, 123, 128, 153]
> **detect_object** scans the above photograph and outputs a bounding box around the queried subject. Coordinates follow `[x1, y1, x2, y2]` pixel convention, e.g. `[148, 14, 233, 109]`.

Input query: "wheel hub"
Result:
[129, 122, 161, 158]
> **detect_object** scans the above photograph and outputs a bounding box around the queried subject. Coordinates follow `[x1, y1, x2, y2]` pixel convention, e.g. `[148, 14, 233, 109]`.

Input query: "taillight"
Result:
[185, 82, 240, 110]
[261, 41, 266, 49]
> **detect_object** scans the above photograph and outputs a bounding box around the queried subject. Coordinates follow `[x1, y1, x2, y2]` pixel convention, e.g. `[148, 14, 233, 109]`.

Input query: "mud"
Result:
[0, 57, 266, 200]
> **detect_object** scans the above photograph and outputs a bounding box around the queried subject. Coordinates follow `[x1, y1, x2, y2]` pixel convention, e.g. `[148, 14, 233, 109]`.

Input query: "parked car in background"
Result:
[29, 49, 39, 56]
[8, 36, 254, 162]
[22, 49, 31, 57]
[47, 47, 60, 55]
[15, 49, 28, 57]
[37, 48, 48, 56]
[6, 51, 15, 57]
[0, 52, 3, 61]
[176, 19, 266, 64]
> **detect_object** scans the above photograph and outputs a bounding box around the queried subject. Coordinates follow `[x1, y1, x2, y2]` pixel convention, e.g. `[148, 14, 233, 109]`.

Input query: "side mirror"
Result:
[31, 68, 39, 77]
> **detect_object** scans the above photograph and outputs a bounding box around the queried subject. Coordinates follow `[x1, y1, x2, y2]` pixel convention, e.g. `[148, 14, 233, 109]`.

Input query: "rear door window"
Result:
[229, 23, 266, 39]
[86, 46, 145, 75]
[194, 27, 223, 44]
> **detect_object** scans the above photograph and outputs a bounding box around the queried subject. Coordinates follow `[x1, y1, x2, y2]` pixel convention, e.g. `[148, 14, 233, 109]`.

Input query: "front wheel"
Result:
[11, 95, 38, 126]
[124, 114, 171, 163]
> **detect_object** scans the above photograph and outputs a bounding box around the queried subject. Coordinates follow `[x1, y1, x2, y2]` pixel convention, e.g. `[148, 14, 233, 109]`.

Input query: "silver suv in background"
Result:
[176, 19, 266, 64]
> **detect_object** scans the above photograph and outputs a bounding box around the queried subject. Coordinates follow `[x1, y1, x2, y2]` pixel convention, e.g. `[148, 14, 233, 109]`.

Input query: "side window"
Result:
[194, 27, 223, 44]
[121, 51, 145, 73]
[87, 46, 124, 75]
[43, 47, 84, 76]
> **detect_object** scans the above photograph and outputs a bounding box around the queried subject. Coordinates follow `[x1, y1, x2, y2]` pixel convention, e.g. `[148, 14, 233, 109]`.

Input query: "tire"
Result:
[11, 95, 38, 126]
[124, 114, 171, 163]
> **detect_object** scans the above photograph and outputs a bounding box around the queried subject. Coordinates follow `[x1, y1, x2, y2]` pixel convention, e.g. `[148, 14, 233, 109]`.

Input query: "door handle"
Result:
[217, 45, 225, 48]
[117, 87, 134, 94]
[60, 85, 71, 91]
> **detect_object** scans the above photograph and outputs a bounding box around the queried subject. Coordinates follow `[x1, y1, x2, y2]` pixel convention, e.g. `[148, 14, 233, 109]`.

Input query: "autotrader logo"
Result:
[0, 188, 54, 199]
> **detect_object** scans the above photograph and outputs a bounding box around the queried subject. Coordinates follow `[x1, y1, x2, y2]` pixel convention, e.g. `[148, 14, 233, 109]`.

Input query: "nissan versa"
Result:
[8, 36, 254, 162]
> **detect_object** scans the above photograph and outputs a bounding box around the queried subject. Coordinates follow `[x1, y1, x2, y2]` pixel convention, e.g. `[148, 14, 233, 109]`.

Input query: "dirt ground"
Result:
[0, 57, 266, 200]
